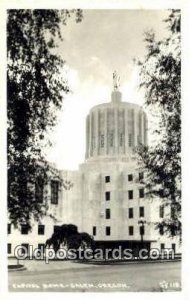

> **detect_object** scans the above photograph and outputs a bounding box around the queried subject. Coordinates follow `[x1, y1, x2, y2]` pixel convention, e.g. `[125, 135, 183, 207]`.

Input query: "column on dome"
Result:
[141, 111, 144, 145]
[99, 110, 105, 156]
[114, 108, 118, 155]
[132, 109, 136, 149]
[95, 109, 99, 156]
[124, 108, 128, 155]
[86, 115, 89, 159]
[144, 112, 148, 146]
[104, 109, 108, 155]
[118, 109, 125, 154]
[89, 112, 93, 157]
[107, 109, 114, 155]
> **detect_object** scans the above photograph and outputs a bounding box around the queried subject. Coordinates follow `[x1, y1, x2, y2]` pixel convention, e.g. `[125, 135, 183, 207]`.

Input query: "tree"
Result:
[137, 10, 181, 238]
[7, 10, 83, 228]
[45, 224, 95, 254]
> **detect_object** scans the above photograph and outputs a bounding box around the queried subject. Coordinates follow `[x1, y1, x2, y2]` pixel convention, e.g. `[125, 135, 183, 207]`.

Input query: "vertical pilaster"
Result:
[114, 107, 118, 155]
[95, 110, 99, 156]
[104, 109, 108, 155]
[124, 108, 128, 156]
[85, 115, 89, 159]
[89, 113, 93, 157]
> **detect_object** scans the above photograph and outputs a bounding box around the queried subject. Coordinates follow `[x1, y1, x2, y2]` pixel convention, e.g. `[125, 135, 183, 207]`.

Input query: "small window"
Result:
[159, 225, 164, 235]
[105, 191, 110, 201]
[128, 208, 133, 219]
[106, 209, 111, 219]
[106, 226, 111, 236]
[139, 206, 144, 217]
[93, 226, 96, 236]
[38, 225, 45, 235]
[128, 190, 133, 200]
[172, 243, 176, 253]
[160, 243, 165, 250]
[128, 174, 133, 182]
[38, 244, 45, 253]
[105, 176, 110, 183]
[21, 224, 29, 235]
[21, 243, 29, 255]
[160, 205, 164, 218]
[139, 188, 144, 198]
[7, 243, 12, 254]
[139, 172, 144, 181]
[129, 226, 134, 236]
[51, 180, 59, 204]
[35, 177, 44, 203]
[8, 223, 11, 234]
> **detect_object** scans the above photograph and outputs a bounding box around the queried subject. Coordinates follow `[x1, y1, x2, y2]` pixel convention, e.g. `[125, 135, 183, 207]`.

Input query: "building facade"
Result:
[8, 80, 181, 257]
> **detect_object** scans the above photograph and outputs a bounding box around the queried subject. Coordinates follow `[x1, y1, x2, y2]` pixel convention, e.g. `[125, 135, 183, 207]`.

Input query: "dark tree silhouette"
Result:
[46, 224, 95, 254]
[137, 10, 181, 238]
[7, 9, 83, 229]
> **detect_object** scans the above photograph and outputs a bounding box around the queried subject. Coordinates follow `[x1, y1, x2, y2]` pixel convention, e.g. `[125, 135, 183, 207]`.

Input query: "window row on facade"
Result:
[105, 172, 144, 184]
[35, 179, 59, 204]
[8, 224, 45, 235]
[104, 188, 144, 201]
[92, 225, 145, 236]
[7, 242, 176, 255]
[97, 133, 144, 148]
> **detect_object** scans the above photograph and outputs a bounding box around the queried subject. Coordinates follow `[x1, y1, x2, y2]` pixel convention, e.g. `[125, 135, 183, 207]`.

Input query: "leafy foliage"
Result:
[7, 9, 83, 228]
[46, 224, 95, 253]
[137, 10, 181, 237]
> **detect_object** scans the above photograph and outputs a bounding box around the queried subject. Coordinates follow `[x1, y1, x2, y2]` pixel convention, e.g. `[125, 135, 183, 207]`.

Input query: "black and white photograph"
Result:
[5, 5, 182, 294]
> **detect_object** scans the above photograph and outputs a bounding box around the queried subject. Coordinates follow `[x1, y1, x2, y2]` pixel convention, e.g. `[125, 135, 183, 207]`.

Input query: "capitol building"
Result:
[8, 74, 181, 257]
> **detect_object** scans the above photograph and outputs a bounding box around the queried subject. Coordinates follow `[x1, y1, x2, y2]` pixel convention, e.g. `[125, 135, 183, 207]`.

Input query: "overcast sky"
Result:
[46, 9, 170, 170]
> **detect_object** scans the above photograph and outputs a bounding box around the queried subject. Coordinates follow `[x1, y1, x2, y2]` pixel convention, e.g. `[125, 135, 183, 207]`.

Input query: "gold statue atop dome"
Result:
[113, 71, 120, 91]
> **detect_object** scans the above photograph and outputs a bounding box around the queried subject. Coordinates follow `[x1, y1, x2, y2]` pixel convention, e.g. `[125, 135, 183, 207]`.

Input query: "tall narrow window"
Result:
[128, 190, 133, 200]
[35, 177, 44, 203]
[51, 180, 59, 204]
[139, 188, 144, 198]
[129, 226, 134, 236]
[159, 225, 164, 235]
[105, 191, 110, 201]
[106, 209, 111, 219]
[93, 226, 96, 236]
[128, 208, 133, 218]
[7, 243, 12, 254]
[172, 243, 176, 253]
[160, 205, 164, 218]
[8, 223, 11, 234]
[106, 226, 111, 236]
[139, 206, 144, 217]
